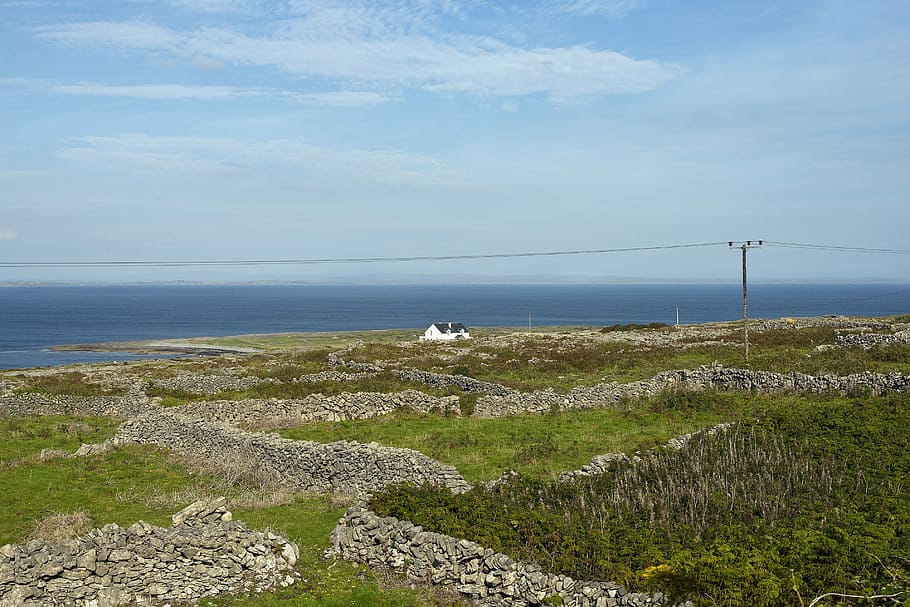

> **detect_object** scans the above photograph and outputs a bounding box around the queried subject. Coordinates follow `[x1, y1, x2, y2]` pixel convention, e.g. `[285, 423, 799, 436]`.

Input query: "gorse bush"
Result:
[370, 393, 910, 607]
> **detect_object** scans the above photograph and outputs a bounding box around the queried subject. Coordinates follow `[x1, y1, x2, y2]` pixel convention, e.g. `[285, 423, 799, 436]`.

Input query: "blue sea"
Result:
[1, 283, 909, 370]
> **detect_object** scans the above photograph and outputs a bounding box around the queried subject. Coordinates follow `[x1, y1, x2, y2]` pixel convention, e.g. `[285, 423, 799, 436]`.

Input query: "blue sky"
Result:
[1, 0, 908, 283]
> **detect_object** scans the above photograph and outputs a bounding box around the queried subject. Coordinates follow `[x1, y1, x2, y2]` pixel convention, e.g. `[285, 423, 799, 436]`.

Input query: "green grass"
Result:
[278, 390, 760, 483]
[371, 393, 910, 607]
[146, 371, 461, 406]
[13, 371, 126, 397]
[0, 415, 451, 607]
[166, 329, 424, 353]
[3, 319, 908, 607]
[0, 415, 121, 464]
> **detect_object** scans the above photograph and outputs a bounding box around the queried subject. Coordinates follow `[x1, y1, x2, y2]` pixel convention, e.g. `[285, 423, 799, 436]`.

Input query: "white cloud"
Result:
[4, 78, 395, 107]
[0, 228, 18, 241]
[292, 91, 395, 107]
[551, 0, 642, 17]
[56, 134, 462, 187]
[32, 6, 678, 102]
[163, 0, 257, 13]
[34, 21, 180, 49]
[51, 82, 267, 100]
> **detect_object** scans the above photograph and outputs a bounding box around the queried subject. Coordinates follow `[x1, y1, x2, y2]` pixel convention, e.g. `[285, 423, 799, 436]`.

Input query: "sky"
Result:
[1, 0, 909, 284]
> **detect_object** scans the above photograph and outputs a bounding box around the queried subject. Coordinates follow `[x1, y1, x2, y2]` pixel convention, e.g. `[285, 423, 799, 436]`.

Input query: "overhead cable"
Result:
[0, 242, 727, 268]
[764, 241, 910, 254]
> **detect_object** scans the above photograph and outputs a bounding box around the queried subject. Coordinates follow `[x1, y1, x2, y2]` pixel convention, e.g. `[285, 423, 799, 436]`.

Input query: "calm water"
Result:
[1, 283, 908, 370]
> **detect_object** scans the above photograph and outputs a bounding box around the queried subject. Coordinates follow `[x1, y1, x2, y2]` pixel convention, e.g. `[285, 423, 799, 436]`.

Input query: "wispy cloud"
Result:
[550, 0, 642, 17]
[56, 134, 462, 187]
[32, 3, 678, 102]
[2, 77, 395, 106]
[51, 82, 267, 100]
[35, 20, 179, 49]
[0, 227, 18, 241]
[292, 91, 394, 107]
[162, 0, 258, 13]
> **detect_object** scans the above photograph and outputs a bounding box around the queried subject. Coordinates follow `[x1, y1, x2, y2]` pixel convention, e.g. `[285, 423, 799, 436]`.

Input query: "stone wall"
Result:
[172, 389, 460, 428]
[298, 370, 377, 383]
[836, 330, 910, 349]
[150, 374, 280, 395]
[558, 423, 735, 481]
[326, 351, 384, 372]
[8, 367, 910, 428]
[328, 506, 666, 607]
[0, 498, 298, 607]
[750, 317, 894, 332]
[473, 367, 910, 417]
[0, 394, 150, 419]
[113, 410, 470, 496]
[393, 369, 515, 396]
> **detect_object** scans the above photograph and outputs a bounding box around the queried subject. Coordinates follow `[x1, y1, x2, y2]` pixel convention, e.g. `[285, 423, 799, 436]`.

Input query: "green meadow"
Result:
[2, 318, 909, 606]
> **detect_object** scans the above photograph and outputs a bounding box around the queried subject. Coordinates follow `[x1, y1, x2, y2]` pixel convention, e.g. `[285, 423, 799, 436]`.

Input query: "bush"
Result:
[370, 394, 910, 607]
[458, 393, 478, 416]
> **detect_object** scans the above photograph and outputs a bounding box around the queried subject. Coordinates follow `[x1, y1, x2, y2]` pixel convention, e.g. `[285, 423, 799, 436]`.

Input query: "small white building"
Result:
[420, 322, 470, 341]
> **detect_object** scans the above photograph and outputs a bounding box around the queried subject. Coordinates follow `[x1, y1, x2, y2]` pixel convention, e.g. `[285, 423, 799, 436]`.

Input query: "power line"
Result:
[0, 242, 727, 268]
[764, 241, 910, 254]
[3, 239, 909, 269]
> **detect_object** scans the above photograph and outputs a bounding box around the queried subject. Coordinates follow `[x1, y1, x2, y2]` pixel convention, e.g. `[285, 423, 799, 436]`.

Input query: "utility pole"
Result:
[729, 240, 763, 361]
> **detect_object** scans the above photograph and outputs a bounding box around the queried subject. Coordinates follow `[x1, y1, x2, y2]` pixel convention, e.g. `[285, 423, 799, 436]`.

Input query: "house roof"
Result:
[431, 322, 468, 333]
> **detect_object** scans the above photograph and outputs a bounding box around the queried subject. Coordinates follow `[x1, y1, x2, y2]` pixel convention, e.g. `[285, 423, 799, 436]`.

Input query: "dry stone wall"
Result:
[0, 498, 298, 607]
[150, 374, 280, 395]
[836, 330, 910, 349]
[8, 367, 910, 428]
[328, 506, 667, 607]
[326, 351, 384, 372]
[113, 410, 470, 496]
[474, 367, 910, 417]
[558, 423, 735, 482]
[750, 317, 894, 332]
[393, 369, 515, 396]
[297, 370, 377, 383]
[0, 394, 150, 419]
[172, 389, 460, 428]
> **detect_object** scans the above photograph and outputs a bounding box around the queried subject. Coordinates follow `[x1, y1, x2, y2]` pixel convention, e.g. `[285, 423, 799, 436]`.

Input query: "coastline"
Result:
[49, 341, 259, 356]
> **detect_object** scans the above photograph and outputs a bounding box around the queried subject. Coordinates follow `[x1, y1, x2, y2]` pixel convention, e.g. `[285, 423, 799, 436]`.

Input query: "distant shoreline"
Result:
[50, 341, 259, 356]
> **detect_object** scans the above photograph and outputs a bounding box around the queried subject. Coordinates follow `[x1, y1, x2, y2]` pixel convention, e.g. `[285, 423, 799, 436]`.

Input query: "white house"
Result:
[420, 322, 470, 341]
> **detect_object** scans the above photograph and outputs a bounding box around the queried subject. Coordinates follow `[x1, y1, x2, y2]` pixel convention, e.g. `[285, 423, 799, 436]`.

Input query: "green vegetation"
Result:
[14, 371, 126, 397]
[146, 371, 471, 407]
[327, 325, 910, 391]
[0, 415, 120, 464]
[0, 416, 460, 607]
[370, 393, 910, 607]
[279, 390, 756, 483]
[3, 318, 909, 606]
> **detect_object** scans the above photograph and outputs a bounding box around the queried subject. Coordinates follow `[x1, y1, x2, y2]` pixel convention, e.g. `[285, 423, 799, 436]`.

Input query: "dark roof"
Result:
[431, 322, 468, 333]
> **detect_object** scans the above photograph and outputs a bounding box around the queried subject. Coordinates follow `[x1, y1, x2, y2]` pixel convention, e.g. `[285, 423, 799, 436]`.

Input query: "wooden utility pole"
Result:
[729, 240, 763, 361]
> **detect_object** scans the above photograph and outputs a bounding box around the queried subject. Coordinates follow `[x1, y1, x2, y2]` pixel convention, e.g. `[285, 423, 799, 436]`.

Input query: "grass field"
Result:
[2, 318, 908, 606]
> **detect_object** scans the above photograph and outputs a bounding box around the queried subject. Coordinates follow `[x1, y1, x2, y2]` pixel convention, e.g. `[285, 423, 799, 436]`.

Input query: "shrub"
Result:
[450, 366, 475, 378]
[370, 394, 910, 607]
[458, 393, 478, 416]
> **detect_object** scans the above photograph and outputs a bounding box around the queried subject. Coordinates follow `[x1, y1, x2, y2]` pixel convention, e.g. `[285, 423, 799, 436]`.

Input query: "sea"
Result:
[1, 283, 908, 370]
